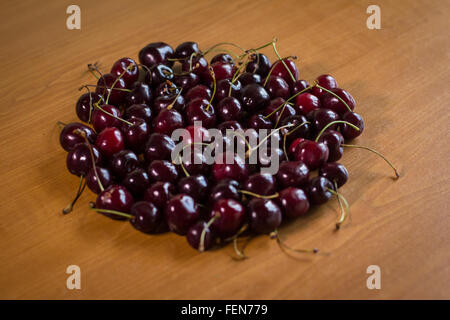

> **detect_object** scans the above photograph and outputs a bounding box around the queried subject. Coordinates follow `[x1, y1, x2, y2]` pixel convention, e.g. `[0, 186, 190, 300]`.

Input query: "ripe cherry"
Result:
[177, 175, 209, 202]
[185, 84, 211, 102]
[155, 81, 179, 98]
[181, 55, 209, 78]
[139, 42, 174, 68]
[307, 176, 334, 205]
[212, 153, 249, 182]
[294, 140, 329, 170]
[263, 98, 296, 123]
[130, 201, 167, 234]
[264, 76, 290, 100]
[144, 132, 175, 163]
[217, 97, 242, 122]
[96, 127, 125, 157]
[211, 53, 234, 65]
[214, 79, 241, 103]
[66, 142, 102, 176]
[241, 84, 270, 113]
[76, 92, 103, 123]
[121, 118, 149, 153]
[147, 160, 179, 183]
[271, 58, 299, 85]
[319, 162, 348, 188]
[95, 73, 127, 106]
[211, 61, 234, 82]
[147, 64, 174, 87]
[174, 41, 199, 60]
[124, 82, 152, 107]
[248, 113, 273, 130]
[186, 220, 215, 251]
[110, 57, 139, 88]
[290, 79, 310, 95]
[153, 94, 185, 114]
[124, 104, 153, 124]
[321, 88, 355, 115]
[276, 161, 309, 188]
[341, 111, 364, 140]
[295, 92, 320, 115]
[239, 72, 262, 87]
[248, 198, 282, 234]
[91, 105, 122, 133]
[308, 108, 339, 133]
[86, 166, 112, 194]
[185, 98, 216, 128]
[278, 187, 310, 219]
[165, 194, 200, 235]
[122, 168, 151, 197]
[311, 74, 338, 98]
[280, 115, 310, 142]
[318, 130, 344, 162]
[246, 53, 271, 77]
[153, 108, 184, 135]
[144, 181, 176, 210]
[174, 72, 200, 92]
[209, 180, 240, 204]
[209, 198, 245, 237]
[243, 173, 277, 196]
[60, 122, 96, 151]
[288, 138, 305, 158]
[109, 149, 139, 179]
[96, 185, 134, 220]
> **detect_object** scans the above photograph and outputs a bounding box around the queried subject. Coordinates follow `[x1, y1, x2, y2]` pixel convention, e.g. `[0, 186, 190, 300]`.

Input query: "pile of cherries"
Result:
[59, 39, 398, 256]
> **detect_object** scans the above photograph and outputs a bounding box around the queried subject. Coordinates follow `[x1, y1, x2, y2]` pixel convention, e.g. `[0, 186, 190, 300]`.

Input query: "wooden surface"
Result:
[0, 0, 449, 300]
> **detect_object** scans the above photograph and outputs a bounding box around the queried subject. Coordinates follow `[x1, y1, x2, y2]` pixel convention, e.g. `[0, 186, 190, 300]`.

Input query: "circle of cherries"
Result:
[59, 39, 399, 257]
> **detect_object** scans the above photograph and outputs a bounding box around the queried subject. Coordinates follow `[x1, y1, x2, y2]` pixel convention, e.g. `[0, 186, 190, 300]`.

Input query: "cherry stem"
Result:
[80, 85, 131, 92]
[237, 38, 275, 59]
[62, 175, 86, 214]
[199, 215, 219, 252]
[263, 55, 297, 87]
[246, 123, 294, 158]
[228, 224, 249, 260]
[93, 103, 133, 126]
[272, 41, 296, 83]
[166, 88, 183, 110]
[238, 190, 279, 199]
[314, 83, 352, 113]
[328, 184, 350, 230]
[56, 121, 67, 128]
[229, 131, 252, 151]
[206, 67, 216, 112]
[174, 142, 210, 177]
[315, 121, 360, 142]
[264, 85, 313, 119]
[89, 207, 133, 219]
[78, 85, 98, 123]
[282, 121, 310, 160]
[342, 144, 400, 179]
[106, 64, 133, 104]
[87, 63, 103, 80]
[270, 229, 319, 254]
[203, 42, 246, 56]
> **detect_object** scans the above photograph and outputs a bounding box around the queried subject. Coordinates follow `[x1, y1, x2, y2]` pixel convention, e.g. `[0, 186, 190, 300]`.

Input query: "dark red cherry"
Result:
[185, 98, 216, 128]
[95, 73, 127, 106]
[122, 168, 151, 197]
[86, 167, 112, 194]
[154, 80, 180, 98]
[278, 187, 310, 219]
[186, 221, 215, 251]
[185, 84, 211, 102]
[290, 79, 310, 95]
[177, 175, 209, 202]
[139, 42, 174, 68]
[217, 97, 242, 122]
[243, 173, 277, 196]
[121, 118, 149, 153]
[247, 113, 272, 130]
[211, 62, 234, 82]
[319, 162, 348, 188]
[173, 72, 200, 92]
[248, 198, 282, 234]
[288, 138, 305, 157]
[211, 53, 234, 65]
[96, 185, 134, 220]
[109, 149, 139, 179]
[295, 92, 320, 115]
[66, 142, 102, 176]
[217, 120, 243, 132]
[210, 198, 245, 237]
[307, 176, 334, 205]
[212, 153, 249, 182]
[144, 133, 175, 163]
[308, 108, 339, 133]
[147, 160, 178, 183]
[124, 104, 153, 124]
[181, 55, 209, 77]
[264, 76, 290, 100]
[146, 64, 174, 87]
[96, 127, 125, 157]
[165, 194, 200, 235]
[294, 140, 329, 170]
[153, 94, 185, 114]
[311, 74, 338, 99]
[179, 150, 211, 176]
[241, 84, 270, 112]
[256, 147, 285, 169]
[280, 115, 310, 142]
[341, 111, 364, 140]
[263, 98, 296, 123]
[110, 57, 139, 88]
[144, 181, 176, 210]
[246, 53, 271, 77]
[214, 79, 241, 103]
[153, 108, 184, 135]
[318, 130, 344, 162]
[76, 92, 104, 123]
[91, 104, 122, 133]
[238, 72, 262, 87]
[276, 161, 309, 188]
[271, 58, 299, 85]
[321, 88, 356, 115]
[209, 180, 240, 204]
[60, 122, 96, 151]
[174, 41, 199, 60]
[130, 201, 167, 234]
[124, 82, 152, 107]
[181, 125, 211, 146]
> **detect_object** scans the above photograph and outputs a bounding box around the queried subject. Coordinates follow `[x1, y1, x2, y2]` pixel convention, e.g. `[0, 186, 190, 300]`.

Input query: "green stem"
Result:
[89, 207, 133, 219]
[264, 85, 313, 119]
[315, 121, 360, 142]
[315, 84, 352, 113]
[238, 190, 279, 199]
[106, 64, 133, 104]
[272, 41, 296, 82]
[62, 175, 86, 214]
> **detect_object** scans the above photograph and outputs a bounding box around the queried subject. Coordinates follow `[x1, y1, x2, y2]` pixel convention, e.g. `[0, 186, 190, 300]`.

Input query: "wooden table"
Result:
[1, 0, 449, 299]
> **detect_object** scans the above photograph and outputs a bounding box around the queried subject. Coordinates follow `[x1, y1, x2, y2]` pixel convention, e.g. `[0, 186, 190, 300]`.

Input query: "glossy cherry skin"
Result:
[278, 187, 310, 219]
[185, 84, 211, 102]
[321, 88, 356, 115]
[208, 180, 240, 204]
[265, 76, 290, 100]
[319, 162, 348, 188]
[124, 104, 153, 124]
[263, 98, 296, 123]
[214, 79, 241, 103]
[248, 198, 282, 234]
[165, 194, 200, 235]
[217, 97, 242, 122]
[86, 167, 112, 194]
[181, 125, 211, 146]
[76, 92, 103, 123]
[120, 118, 149, 153]
[66, 142, 102, 176]
[311, 74, 338, 99]
[174, 72, 200, 92]
[280, 115, 310, 142]
[185, 98, 216, 128]
[60, 122, 96, 151]
[247, 113, 273, 130]
[139, 42, 174, 68]
[294, 140, 329, 170]
[318, 130, 344, 162]
[256, 147, 285, 169]
[122, 168, 151, 197]
[110, 57, 139, 88]
[181, 55, 209, 78]
[178, 149, 211, 176]
[144, 181, 176, 210]
[290, 79, 310, 95]
[211, 61, 234, 82]
[271, 58, 299, 85]
[211, 53, 234, 65]
[308, 108, 339, 133]
[217, 120, 243, 133]
[212, 153, 249, 182]
[124, 82, 152, 107]
[241, 84, 270, 113]
[152, 108, 184, 135]
[177, 175, 209, 202]
[147, 64, 174, 87]
[91, 104, 122, 133]
[238, 72, 262, 87]
[144, 133, 175, 163]
[96, 185, 134, 220]
[95, 127, 125, 157]
[186, 220, 215, 251]
[243, 173, 277, 196]
[288, 138, 305, 158]
[174, 41, 199, 60]
[155, 80, 180, 98]
[276, 161, 309, 188]
[307, 176, 334, 205]
[95, 73, 127, 106]
[109, 149, 140, 179]
[153, 94, 185, 114]
[130, 201, 167, 234]
[246, 53, 271, 77]
[210, 198, 245, 237]
[295, 92, 320, 115]
[147, 160, 179, 183]
[341, 111, 364, 140]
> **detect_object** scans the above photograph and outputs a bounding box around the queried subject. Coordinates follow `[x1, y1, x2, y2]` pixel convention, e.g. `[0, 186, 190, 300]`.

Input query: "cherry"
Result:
[109, 149, 139, 179]
[217, 120, 243, 132]
[152, 108, 184, 135]
[165, 194, 200, 235]
[247, 113, 273, 130]
[95, 73, 127, 106]
[179, 150, 211, 176]
[280, 115, 310, 142]
[321, 88, 355, 115]
[295, 92, 320, 115]
[155, 80, 179, 97]
[124, 82, 152, 107]
[182, 125, 211, 145]
[110, 57, 139, 88]
[144, 132, 176, 163]
[288, 138, 305, 158]
[311, 74, 338, 98]
[264, 76, 290, 100]
[121, 118, 149, 153]
[66, 142, 102, 176]
[209, 198, 245, 237]
[209, 180, 240, 204]
[214, 79, 241, 103]
[147, 64, 174, 87]
[124, 104, 153, 124]
[243, 173, 277, 196]
[153, 94, 185, 114]
[144, 181, 176, 210]
[256, 147, 285, 169]
[185, 98, 216, 128]
[173, 72, 200, 91]
[60, 122, 96, 151]
[217, 97, 242, 122]
[263, 98, 296, 123]
[95, 127, 125, 157]
[319, 162, 348, 188]
[122, 168, 151, 197]
[290, 79, 310, 95]
[317, 130, 344, 162]
[276, 161, 309, 188]
[86, 166, 112, 194]
[130, 201, 167, 234]
[186, 220, 215, 251]
[174, 41, 199, 60]
[182, 55, 209, 78]
[307, 176, 333, 205]
[211, 61, 234, 82]
[238, 72, 262, 87]
[271, 58, 298, 85]
[341, 111, 364, 140]
[308, 108, 339, 133]
[139, 42, 174, 68]
[147, 160, 179, 183]
[185, 84, 211, 102]
[96, 184, 134, 220]
[294, 140, 329, 170]
[211, 53, 234, 65]
[248, 198, 282, 234]
[246, 53, 271, 77]
[76, 92, 103, 123]
[177, 175, 209, 202]
[212, 153, 249, 182]
[278, 187, 310, 219]
[91, 105, 122, 133]
[241, 84, 270, 112]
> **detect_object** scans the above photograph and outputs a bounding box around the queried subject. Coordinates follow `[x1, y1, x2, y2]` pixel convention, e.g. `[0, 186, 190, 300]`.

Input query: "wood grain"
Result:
[0, 0, 449, 299]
